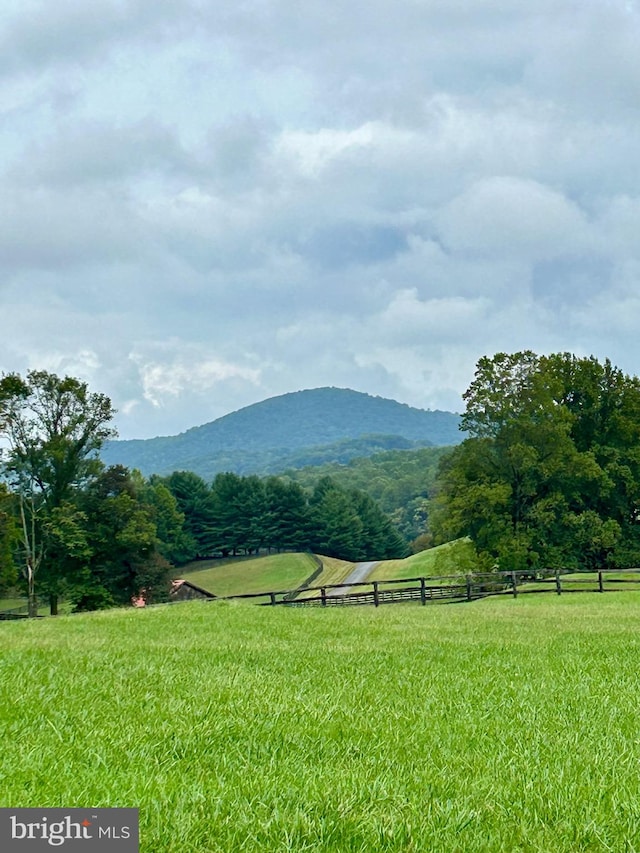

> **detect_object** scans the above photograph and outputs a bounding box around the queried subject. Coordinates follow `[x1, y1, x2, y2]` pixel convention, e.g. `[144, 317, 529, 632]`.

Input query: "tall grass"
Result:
[2, 594, 640, 851]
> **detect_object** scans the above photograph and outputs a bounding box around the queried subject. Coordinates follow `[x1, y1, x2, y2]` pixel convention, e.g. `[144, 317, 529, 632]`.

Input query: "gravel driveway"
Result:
[327, 561, 378, 597]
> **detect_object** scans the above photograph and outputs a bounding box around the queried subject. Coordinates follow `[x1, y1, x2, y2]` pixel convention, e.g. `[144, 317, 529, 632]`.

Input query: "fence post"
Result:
[511, 571, 518, 598]
[420, 577, 426, 606]
[321, 587, 327, 607]
[598, 570, 604, 593]
[466, 574, 473, 602]
[270, 592, 277, 606]
[373, 581, 379, 607]
[555, 569, 562, 595]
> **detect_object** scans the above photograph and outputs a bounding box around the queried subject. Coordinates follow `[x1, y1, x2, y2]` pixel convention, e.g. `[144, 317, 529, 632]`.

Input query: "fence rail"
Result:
[210, 568, 640, 609]
[0, 603, 29, 620]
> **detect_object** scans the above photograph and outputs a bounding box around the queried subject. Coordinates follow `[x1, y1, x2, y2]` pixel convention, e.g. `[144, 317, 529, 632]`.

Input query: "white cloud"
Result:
[275, 125, 378, 178]
[131, 346, 261, 409]
[437, 176, 592, 260]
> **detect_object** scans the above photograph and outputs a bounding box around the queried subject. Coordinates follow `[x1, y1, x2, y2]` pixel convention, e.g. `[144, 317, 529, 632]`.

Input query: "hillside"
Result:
[285, 444, 452, 541]
[102, 387, 463, 478]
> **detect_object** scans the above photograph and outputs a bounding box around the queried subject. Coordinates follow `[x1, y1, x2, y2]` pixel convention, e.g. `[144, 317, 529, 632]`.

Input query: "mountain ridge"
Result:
[101, 386, 464, 478]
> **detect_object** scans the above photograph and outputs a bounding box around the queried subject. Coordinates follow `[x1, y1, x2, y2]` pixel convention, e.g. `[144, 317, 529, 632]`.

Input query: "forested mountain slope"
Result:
[286, 445, 452, 543]
[102, 387, 463, 478]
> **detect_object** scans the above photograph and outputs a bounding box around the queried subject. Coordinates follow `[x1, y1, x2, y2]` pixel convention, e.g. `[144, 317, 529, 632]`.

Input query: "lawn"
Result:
[2, 593, 640, 851]
[180, 552, 319, 597]
[371, 537, 476, 581]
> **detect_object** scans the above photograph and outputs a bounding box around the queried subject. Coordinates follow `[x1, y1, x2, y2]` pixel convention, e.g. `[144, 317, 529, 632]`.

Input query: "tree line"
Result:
[430, 351, 640, 574]
[0, 371, 405, 615]
[286, 445, 451, 547]
[162, 470, 406, 564]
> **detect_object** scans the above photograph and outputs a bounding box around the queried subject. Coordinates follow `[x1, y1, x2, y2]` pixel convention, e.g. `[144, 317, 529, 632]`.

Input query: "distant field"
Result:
[181, 553, 356, 598]
[2, 594, 640, 851]
[180, 552, 319, 597]
[0, 597, 27, 611]
[371, 537, 476, 581]
[0, 596, 70, 617]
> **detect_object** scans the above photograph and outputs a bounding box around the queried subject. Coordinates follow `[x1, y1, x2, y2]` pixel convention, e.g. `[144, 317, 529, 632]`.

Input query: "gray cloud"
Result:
[1, 0, 639, 438]
[0, 0, 194, 75]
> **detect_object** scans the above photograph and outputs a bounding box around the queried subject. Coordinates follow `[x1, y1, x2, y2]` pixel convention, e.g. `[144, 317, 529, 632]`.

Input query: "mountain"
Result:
[101, 387, 464, 479]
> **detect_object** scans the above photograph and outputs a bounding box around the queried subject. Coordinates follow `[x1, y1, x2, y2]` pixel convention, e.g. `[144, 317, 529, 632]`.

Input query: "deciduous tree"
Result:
[0, 371, 115, 615]
[432, 352, 640, 573]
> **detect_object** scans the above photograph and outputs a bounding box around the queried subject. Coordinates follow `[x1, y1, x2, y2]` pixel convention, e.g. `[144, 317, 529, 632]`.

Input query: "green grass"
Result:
[3, 594, 640, 851]
[371, 537, 476, 581]
[312, 556, 356, 588]
[0, 597, 28, 611]
[180, 552, 319, 597]
[0, 596, 71, 617]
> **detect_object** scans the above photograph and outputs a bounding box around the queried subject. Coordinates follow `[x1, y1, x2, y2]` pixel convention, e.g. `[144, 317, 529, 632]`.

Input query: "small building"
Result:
[169, 579, 217, 603]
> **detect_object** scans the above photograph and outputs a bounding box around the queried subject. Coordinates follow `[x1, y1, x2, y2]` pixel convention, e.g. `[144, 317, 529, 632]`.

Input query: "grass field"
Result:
[2, 593, 640, 851]
[371, 537, 476, 581]
[180, 552, 319, 597]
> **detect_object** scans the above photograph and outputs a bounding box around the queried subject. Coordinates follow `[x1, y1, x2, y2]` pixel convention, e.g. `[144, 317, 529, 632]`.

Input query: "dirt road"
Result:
[327, 561, 378, 597]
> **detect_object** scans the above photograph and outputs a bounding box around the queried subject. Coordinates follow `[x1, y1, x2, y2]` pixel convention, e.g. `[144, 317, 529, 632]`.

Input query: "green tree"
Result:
[263, 477, 310, 552]
[164, 471, 215, 556]
[308, 478, 364, 561]
[0, 484, 19, 594]
[142, 475, 197, 565]
[432, 352, 640, 573]
[71, 466, 171, 611]
[202, 474, 266, 556]
[0, 370, 116, 615]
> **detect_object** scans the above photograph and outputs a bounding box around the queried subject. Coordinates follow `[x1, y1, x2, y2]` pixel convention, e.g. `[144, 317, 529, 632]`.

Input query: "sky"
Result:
[2, 0, 640, 439]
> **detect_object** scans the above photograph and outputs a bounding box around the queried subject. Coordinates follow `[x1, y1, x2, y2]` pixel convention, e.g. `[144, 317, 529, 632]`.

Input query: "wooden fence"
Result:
[282, 554, 324, 601]
[4, 568, 640, 619]
[211, 568, 640, 609]
[0, 603, 29, 620]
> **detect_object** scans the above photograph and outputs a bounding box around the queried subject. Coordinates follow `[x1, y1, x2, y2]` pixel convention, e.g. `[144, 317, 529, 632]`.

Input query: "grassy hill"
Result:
[180, 553, 319, 597]
[177, 544, 477, 601]
[180, 552, 356, 598]
[371, 538, 477, 581]
[3, 595, 640, 851]
[102, 387, 463, 478]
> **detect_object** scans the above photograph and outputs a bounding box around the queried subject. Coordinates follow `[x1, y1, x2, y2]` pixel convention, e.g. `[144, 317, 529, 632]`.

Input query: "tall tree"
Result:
[164, 471, 215, 557]
[71, 466, 171, 611]
[0, 371, 116, 615]
[0, 484, 19, 594]
[263, 477, 310, 552]
[432, 352, 640, 573]
[142, 475, 197, 565]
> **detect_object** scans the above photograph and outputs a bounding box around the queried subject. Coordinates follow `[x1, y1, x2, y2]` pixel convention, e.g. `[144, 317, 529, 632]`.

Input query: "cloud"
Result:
[1, 1, 640, 438]
[437, 176, 592, 260]
[11, 118, 191, 189]
[0, 0, 193, 75]
[131, 344, 261, 409]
